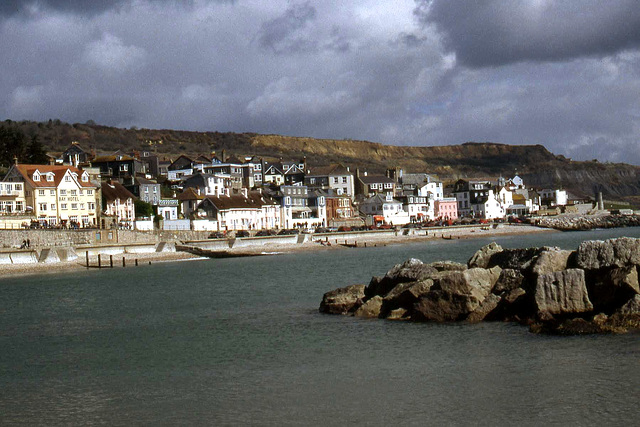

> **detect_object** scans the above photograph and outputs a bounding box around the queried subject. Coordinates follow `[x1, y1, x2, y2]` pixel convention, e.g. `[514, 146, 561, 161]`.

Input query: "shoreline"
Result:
[0, 225, 556, 279]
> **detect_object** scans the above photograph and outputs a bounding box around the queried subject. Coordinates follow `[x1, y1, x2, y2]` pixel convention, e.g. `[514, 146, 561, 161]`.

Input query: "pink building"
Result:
[435, 198, 458, 220]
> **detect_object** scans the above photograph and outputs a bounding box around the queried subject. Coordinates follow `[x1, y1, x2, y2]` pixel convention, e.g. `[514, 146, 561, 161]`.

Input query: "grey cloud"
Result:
[417, 0, 640, 67]
[257, 2, 317, 54]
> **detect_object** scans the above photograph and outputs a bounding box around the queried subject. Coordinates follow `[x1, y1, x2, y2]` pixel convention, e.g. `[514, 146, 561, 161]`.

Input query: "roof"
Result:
[513, 194, 526, 204]
[359, 175, 394, 184]
[11, 164, 96, 189]
[201, 192, 279, 210]
[101, 181, 136, 202]
[177, 187, 204, 201]
[401, 173, 437, 186]
[92, 154, 136, 163]
[134, 176, 158, 185]
[361, 193, 401, 205]
[307, 164, 351, 177]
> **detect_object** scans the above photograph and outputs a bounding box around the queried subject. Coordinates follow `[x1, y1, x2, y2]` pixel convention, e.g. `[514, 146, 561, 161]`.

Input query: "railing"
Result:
[0, 190, 20, 196]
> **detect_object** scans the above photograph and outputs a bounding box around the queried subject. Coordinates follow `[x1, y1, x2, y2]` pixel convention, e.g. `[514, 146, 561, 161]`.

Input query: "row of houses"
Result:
[0, 142, 582, 231]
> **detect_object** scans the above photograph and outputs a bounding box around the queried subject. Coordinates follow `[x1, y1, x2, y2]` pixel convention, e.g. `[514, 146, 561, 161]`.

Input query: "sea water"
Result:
[1, 228, 639, 425]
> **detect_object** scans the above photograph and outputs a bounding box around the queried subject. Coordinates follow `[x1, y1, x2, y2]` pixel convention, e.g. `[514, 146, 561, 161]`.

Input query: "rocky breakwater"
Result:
[536, 214, 640, 231]
[319, 237, 640, 335]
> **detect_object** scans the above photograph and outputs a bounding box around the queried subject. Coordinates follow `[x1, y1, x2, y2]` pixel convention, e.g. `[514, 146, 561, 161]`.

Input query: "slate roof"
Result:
[307, 164, 351, 177]
[202, 192, 279, 210]
[101, 181, 136, 202]
[359, 175, 394, 184]
[177, 187, 204, 201]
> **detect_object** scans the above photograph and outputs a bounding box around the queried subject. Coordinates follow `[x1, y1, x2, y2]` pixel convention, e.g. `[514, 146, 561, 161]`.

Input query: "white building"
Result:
[360, 193, 410, 226]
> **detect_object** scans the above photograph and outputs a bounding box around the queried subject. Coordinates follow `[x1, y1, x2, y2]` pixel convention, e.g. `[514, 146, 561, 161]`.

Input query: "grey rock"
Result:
[365, 258, 437, 298]
[427, 260, 467, 272]
[493, 269, 525, 294]
[617, 294, 640, 315]
[487, 247, 548, 270]
[534, 269, 593, 319]
[529, 248, 573, 275]
[355, 295, 383, 318]
[467, 294, 502, 323]
[319, 284, 365, 315]
[468, 242, 503, 268]
[588, 265, 639, 312]
[386, 308, 409, 320]
[575, 237, 640, 270]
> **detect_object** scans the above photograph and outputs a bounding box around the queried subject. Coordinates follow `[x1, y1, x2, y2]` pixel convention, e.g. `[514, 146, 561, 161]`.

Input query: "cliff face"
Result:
[3, 120, 639, 204]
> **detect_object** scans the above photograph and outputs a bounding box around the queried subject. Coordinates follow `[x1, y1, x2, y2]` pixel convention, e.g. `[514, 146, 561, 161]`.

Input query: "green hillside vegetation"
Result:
[1, 119, 639, 206]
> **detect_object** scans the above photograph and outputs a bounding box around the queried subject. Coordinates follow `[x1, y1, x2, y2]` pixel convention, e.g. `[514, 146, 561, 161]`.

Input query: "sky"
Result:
[1, 0, 639, 165]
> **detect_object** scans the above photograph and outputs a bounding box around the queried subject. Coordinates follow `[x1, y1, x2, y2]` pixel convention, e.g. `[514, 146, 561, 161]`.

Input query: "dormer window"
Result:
[33, 171, 40, 181]
[47, 173, 54, 182]
[81, 172, 89, 182]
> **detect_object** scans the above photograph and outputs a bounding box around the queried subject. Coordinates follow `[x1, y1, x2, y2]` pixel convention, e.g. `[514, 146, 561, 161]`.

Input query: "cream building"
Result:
[3, 164, 100, 227]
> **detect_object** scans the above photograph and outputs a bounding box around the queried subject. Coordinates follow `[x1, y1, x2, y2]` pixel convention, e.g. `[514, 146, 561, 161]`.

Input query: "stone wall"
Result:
[0, 229, 212, 249]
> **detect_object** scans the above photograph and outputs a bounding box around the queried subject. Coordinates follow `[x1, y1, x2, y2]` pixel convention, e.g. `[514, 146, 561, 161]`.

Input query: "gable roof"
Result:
[10, 164, 95, 188]
[307, 164, 351, 177]
[177, 187, 204, 201]
[101, 181, 136, 202]
[201, 191, 279, 210]
[359, 175, 394, 184]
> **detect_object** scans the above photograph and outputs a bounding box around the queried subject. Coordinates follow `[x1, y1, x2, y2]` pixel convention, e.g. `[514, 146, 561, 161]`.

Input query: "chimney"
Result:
[221, 149, 226, 163]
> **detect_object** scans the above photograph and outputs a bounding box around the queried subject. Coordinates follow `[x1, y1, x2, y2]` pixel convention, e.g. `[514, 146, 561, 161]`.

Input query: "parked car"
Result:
[208, 231, 226, 239]
[255, 229, 277, 236]
[337, 226, 352, 232]
[277, 228, 299, 235]
[235, 230, 251, 238]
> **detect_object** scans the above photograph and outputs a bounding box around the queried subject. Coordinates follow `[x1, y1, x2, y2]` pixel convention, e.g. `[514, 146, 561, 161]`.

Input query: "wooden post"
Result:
[110, 255, 113, 268]
[98, 254, 101, 269]
[86, 251, 89, 268]
[123, 257, 126, 267]
[135, 259, 138, 266]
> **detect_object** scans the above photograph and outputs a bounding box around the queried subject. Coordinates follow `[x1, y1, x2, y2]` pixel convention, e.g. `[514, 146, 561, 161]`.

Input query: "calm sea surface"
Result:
[1, 228, 639, 426]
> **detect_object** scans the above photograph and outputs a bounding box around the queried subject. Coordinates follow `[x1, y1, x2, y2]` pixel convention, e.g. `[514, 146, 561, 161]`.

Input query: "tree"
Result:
[26, 135, 49, 164]
[134, 199, 154, 218]
[0, 125, 27, 168]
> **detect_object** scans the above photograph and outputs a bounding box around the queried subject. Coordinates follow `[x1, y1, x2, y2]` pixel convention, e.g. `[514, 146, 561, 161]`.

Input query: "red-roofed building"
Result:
[3, 163, 100, 227]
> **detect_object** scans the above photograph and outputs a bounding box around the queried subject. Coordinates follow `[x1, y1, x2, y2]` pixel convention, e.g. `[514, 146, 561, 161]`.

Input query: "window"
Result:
[71, 190, 77, 196]
[61, 204, 67, 210]
[88, 203, 95, 210]
[153, 187, 157, 193]
[65, 175, 71, 182]
[15, 201, 23, 211]
[50, 190, 55, 196]
[79, 190, 83, 195]
[82, 173, 88, 182]
[38, 189, 45, 196]
[39, 203, 47, 211]
[87, 190, 93, 195]
[50, 204, 56, 210]
[120, 164, 129, 171]
[72, 203, 78, 210]
[333, 177, 339, 184]
[80, 203, 85, 210]
[144, 187, 149, 193]
[33, 172, 40, 181]
[15, 184, 21, 191]
[342, 177, 347, 183]
[47, 174, 54, 182]
[60, 189, 67, 196]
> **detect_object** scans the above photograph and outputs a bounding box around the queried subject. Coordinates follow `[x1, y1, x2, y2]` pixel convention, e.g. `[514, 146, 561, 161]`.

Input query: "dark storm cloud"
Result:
[417, 0, 640, 67]
[257, 2, 318, 54]
[0, 0, 127, 17]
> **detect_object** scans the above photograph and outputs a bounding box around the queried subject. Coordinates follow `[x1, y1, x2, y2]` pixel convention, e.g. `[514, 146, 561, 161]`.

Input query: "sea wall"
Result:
[535, 214, 640, 231]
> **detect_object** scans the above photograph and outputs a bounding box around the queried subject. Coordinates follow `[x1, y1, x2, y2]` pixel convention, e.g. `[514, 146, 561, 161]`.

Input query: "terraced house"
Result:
[3, 164, 100, 227]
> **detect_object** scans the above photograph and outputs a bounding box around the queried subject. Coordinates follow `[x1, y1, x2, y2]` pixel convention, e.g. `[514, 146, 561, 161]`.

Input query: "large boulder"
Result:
[468, 242, 503, 268]
[382, 279, 434, 316]
[411, 268, 501, 322]
[427, 261, 467, 272]
[534, 269, 593, 319]
[528, 248, 573, 275]
[487, 247, 548, 270]
[319, 284, 365, 314]
[493, 269, 525, 294]
[587, 266, 639, 313]
[365, 258, 438, 298]
[617, 294, 640, 315]
[355, 296, 383, 318]
[574, 237, 640, 270]
[467, 294, 502, 323]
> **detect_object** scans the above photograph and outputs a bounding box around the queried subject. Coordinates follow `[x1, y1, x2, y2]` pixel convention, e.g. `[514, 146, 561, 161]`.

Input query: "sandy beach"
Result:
[0, 224, 555, 278]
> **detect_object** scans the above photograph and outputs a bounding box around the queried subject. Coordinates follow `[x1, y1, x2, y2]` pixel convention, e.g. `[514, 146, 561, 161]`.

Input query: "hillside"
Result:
[2, 119, 639, 206]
